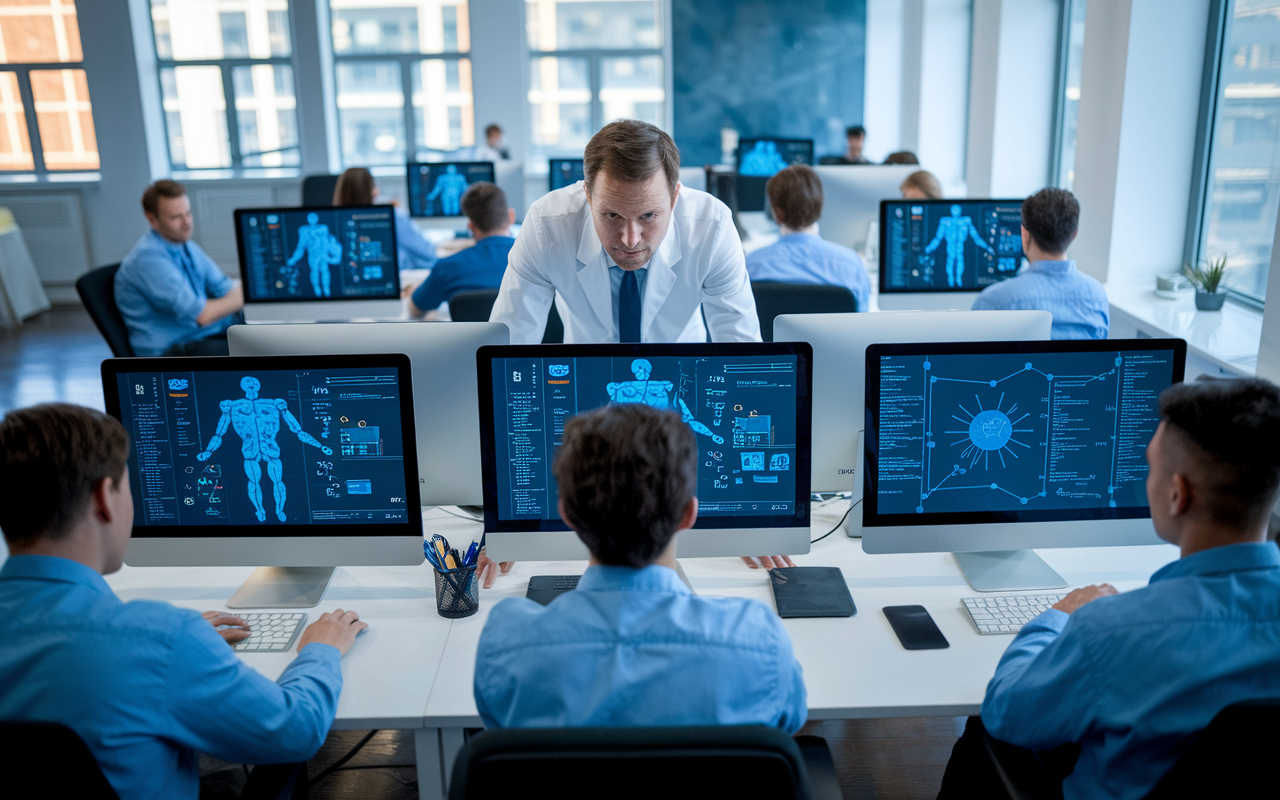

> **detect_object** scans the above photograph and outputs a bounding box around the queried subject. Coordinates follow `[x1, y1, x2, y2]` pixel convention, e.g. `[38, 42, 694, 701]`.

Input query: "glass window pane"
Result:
[526, 0, 659, 51]
[1202, 0, 1280, 303]
[412, 57, 473, 152]
[150, 0, 292, 61]
[0, 71, 33, 170]
[160, 65, 231, 169]
[1056, 0, 1086, 189]
[336, 60, 405, 166]
[0, 0, 83, 64]
[600, 55, 663, 128]
[30, 67, 96, 169]
[232, 64, 298, 167]
[330, 1, 469, 55]
[529, 55, 590, 155]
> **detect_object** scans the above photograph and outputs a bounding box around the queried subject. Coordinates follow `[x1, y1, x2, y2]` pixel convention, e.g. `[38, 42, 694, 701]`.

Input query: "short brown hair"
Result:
[484, 123, 502, 138]
[583, 119, 680, 196]
[141, 179, 186, 217]
[552, 403, 698, 567]
[460, 182, 509, 233]
[332, 167, 377, 206]
[0, 403, 130, 547]
[884, 151, 919, 165]
[1021, 187, 1079, 254]
[767, 164, 824, 230]
[901, 170, 943, 200]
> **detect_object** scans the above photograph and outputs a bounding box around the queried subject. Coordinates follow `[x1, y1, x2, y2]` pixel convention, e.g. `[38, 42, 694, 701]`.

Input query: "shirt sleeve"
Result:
[490, 214, 556, 343]
[700, 212, 762, 342]
[131, 250, 207, 322]
[396, 210, 438, 270]
[412, 266, 450, 313]
[776, 636, 808, 735]
[195, 248, 233, 299]
[970, 285, 998, 310]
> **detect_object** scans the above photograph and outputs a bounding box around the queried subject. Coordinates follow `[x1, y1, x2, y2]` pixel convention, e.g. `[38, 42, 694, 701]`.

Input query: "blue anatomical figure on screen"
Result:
[923, 205, 996, 288]
[606, 358, 726, 444]
[426, 165, 469, 216]
[285, 213, 343, 297]
[197, 376, 334, 522]
[739, 141, 788, 177]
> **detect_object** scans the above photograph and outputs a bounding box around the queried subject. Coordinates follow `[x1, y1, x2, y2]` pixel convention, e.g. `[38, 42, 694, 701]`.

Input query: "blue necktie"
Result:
[619, 269, 641, 343]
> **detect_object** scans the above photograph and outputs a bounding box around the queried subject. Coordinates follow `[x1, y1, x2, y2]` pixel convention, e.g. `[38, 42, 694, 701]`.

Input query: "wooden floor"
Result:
[2, 306, 966, 800]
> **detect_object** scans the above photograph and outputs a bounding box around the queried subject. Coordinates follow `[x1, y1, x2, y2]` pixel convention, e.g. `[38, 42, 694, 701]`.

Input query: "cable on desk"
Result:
[432, 506, 483, 523]
[309, 729, 379, 785]
[812, 499, 860, 544]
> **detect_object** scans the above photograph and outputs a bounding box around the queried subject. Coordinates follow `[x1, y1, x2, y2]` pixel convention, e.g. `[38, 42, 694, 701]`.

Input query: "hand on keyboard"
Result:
[203, 611, 251, 646]
[1052, 583, 1117, 614]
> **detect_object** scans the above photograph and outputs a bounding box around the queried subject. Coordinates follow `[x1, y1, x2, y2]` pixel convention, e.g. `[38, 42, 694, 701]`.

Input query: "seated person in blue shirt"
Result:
[745, 165, 870, 312]
[408, 181, 515, 318]
[0, 403, 368, 800]
[971, 187, 1109, 339]
[332, 167, 437, 272]
[114, 180, 244, 356]
[937, 377, 1280, 800]
[473, 403, 808, 731]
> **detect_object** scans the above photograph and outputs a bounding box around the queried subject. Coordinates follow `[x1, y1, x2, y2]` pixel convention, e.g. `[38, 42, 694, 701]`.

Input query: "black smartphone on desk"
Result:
[883, 605, 949, 650]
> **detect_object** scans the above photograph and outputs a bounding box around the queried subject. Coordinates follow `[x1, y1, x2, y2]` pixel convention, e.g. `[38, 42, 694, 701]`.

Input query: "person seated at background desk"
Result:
[884, 150, 919, 165]
[938, 377, 1280, 800]
[745, 164, 869, 312]
[819, 124, 872, 165]
[453, 123, 509, 162]
[114, 180, 243, 356]
[473, 403, 807, 732]
[333, 167, 437, 271]
[900, 169, 943, 200]
[408, 182, 515, 318]
[0, 403, 368, 800]
[971, 187, 1109, 339]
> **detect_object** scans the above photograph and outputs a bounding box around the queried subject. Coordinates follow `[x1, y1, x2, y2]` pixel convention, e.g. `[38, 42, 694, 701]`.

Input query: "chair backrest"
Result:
[302, 174, 341, 207]
[750, 281, 857, 342]
[449, 726, 812, 800]
[1143, 700, 1280, 799]
[449, 289, 564, 343]
[0, 721, 120, 799]
[76, 263, 134, 357]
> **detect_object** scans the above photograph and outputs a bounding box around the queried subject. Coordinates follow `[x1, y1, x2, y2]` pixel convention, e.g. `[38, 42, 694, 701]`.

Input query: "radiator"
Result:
[0, 193, 91, 290]
[191, 186, 277, 275]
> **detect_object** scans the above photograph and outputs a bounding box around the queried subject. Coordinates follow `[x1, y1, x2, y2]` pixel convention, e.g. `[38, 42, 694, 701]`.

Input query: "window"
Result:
[0, 0, 99, 173]
[526, 0, 665, 162]
[330, 0, 474, 168]
[1053, 0, 1086, 189]
[149, 0, 298, 172]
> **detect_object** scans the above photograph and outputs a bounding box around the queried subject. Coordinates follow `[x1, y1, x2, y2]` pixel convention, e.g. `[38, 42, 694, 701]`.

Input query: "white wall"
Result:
[916, 0, 973, 194]
[863, 0, 904, 163]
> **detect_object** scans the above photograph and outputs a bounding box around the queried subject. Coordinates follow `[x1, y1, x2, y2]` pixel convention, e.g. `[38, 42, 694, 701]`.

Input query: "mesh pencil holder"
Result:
[433, 566, 479, 618]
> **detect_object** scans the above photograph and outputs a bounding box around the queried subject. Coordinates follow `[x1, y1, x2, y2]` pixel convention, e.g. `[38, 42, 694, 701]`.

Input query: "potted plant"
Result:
[1183, 255, 1229, 311]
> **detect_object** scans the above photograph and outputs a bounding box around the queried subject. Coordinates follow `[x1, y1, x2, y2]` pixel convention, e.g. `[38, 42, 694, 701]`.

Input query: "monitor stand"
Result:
[227, 567, 336, 608]
[953, 551, 1068, 593]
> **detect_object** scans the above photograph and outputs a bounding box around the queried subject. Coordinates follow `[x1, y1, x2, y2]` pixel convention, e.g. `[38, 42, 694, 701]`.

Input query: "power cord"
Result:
[309, 729, 379, 785]
[811, 499, 861, 544]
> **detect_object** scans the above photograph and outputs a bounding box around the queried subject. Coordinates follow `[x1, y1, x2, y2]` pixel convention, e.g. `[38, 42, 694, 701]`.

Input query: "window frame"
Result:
[1048, 0, 1082, 189]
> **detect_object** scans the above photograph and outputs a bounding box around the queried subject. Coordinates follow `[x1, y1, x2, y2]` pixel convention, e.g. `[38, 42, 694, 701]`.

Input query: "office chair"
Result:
[301, 174, 341, 207]
[448, 726, 842, 800]
[750, 281, 857, 342]
[75, 264, 135, 357]
[447, 288, 564, 343]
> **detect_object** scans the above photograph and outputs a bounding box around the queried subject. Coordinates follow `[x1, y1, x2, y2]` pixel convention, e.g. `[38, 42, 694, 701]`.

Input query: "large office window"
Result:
[1054, 0, 1086, 189]
[149, 0, 298, 171]
[0, 0, 98, 173]
[330, 0, 475, 168]
[526, 0, 665, 160]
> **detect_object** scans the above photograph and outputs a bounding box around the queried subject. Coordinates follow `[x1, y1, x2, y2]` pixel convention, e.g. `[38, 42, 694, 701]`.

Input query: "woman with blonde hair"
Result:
[900, 169, 943, 200]
[332, 167, 437, 271]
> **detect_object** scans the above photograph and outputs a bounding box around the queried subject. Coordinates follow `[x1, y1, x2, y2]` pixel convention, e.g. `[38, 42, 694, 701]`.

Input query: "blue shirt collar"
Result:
[147, 229, 188, 255]
[1149, 541, 1280, 584]
[0, 554, 114, 594]
[1028, 259, 1075, 275]
[576, 563, 691, 594]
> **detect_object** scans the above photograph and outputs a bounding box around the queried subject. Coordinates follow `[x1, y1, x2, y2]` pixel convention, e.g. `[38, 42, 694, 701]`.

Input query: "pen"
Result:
[463, 541, 480, 567]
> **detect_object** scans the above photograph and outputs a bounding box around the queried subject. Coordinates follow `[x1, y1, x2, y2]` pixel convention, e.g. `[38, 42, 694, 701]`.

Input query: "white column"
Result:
[1257, 209, 1280, 382]
[469, 0, 528, 163]
[293, 0, 341, 175]
[917, 0, 974, 195]
[863, 0, 904, 163]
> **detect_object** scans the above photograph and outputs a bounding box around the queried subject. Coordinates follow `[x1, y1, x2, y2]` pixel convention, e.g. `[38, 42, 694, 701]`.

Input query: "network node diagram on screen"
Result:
[923, 205, 996, 288]
[606, 358, 725, 444]
[426, 164, 468, 216]
[740, 141, 788, 176]
[285, 213, 343, 297]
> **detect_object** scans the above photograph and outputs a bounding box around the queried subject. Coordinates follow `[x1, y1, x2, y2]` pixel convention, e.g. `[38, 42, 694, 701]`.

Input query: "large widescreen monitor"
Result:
[477, 343, 813, 561]
[549, 157, 585, 191]
[407, 161, 496, 217]
[879, 198, 1025, 296]
[735, 138, 814, 212]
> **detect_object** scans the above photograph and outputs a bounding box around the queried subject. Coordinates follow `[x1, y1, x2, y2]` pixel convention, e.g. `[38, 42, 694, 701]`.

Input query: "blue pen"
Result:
[463, 541, 480, 567]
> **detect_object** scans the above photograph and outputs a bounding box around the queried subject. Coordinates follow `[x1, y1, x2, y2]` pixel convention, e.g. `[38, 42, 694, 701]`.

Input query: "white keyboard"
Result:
[962, 593, 1067, 634]
[230, 612, 307, 652]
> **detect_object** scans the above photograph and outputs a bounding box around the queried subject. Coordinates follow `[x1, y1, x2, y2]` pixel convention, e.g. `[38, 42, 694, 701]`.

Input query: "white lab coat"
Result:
[490, 183, 761, 344]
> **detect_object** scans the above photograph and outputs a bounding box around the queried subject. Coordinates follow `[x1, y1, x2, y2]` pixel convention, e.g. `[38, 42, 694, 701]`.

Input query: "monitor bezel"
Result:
[405, 160, 497, 217]
[476, 342, 813, 534]
[862, 338, 1187, 529]
[877, 198, 1026, 295]
[233, 205, 402, 304]
[101, 353, 423, 539]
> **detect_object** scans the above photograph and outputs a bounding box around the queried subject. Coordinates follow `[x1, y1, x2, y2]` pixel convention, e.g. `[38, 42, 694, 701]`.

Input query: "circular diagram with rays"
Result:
[945, 393, 1032, 471]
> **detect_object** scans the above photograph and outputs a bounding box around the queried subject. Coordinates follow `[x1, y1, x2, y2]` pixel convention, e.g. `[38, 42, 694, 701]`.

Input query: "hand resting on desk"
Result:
[741, 556, 797, 570]
[478, 549, 514, 589]
[296, 609, 368, 656]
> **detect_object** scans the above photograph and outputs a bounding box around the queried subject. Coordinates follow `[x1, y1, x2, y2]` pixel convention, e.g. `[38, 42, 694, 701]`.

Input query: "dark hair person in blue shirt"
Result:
[937, 377, 1280, 800]
[408, 181, 516, 318]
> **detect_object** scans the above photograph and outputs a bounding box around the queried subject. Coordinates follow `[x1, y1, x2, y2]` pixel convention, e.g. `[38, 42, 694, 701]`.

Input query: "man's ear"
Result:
[557, 498, 571, 528]
[91, 476, 118, 524]
[671, 181, 682, 208]
[1170, 472, 1193, 518]
[677, 496, 698, 531]
[507, 207, 516, 226]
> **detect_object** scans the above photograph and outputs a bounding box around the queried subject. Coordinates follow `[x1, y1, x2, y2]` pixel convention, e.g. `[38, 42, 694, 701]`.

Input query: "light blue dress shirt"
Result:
[0, 555, 344, 800]
[393, 206, 438, 271]
[474, 563, 807, 732]
[744, 232, 870, 312]
[608, 264, 649, 335]
[980, 542, 1280, 800]
[114, 230, 235, 356]
[970, 259, 1109, 340]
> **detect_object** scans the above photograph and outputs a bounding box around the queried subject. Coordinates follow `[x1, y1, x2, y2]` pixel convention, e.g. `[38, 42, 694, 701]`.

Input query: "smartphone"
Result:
[883, 605, 950, 650]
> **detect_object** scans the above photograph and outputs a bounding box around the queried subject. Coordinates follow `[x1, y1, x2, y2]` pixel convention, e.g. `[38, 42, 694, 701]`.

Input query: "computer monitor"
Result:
[813, 164, 918, 251]
[102, 354, 423, 607]
[862, 338, 1187, 591]
[549, 158, 584, 191]
[773, 310, 1053, 496]
[228, 321, 509, 508]
[878, 198, 1025, 311]
[477, 343, 813, 561]
[234, 205, 403, 323]
[735, 138, 814, 212]
[407, 161, 496, 218]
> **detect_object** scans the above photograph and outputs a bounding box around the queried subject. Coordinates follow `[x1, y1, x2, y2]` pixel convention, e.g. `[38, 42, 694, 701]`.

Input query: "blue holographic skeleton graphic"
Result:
[285, 212, 343, 297]
[923, 204, 996, 288]
[425, 164, 469, 216]
[606, 358, 725, 444]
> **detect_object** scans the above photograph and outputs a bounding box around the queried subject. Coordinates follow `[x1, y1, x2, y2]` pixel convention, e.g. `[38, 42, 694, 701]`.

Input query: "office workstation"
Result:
[3, 2, 1280, 800]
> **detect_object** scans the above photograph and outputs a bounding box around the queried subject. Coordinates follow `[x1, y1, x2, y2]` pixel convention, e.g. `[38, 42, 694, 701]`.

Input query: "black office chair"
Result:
[448, 726, 842, 800]
[750, 281, 857, 342]
[301, 174, 341, 207]
[448, 288, 564, 343]
[75, 263, 135, 357]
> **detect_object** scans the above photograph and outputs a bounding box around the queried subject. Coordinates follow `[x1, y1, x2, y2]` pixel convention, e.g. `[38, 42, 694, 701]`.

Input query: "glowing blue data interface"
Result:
[550, 158, 585, 190]
[736, 139, 814, 177]
[882, 200, 1023, 291]
[874, 349, 1178, 517]
[114, 367, 410, 528]
[408, 161, 496, 217]
[238, 208, 398, 302]
[491, 355, 801, 521]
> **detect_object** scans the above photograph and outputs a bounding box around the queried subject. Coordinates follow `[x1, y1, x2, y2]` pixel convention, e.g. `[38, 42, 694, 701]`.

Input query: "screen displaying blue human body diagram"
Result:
[549, 158, 585, 190]
[236, 207, 399, 302]
[489, 354, 802, 522]
[735, 138, 814, 213]
[407, 161, 495, 217]
[114, 366, 411, 531]
[881, 200, 1024, 292]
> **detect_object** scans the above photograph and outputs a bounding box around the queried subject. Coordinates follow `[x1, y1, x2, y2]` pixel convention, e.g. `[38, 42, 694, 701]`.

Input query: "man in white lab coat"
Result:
[490, 119, 761, 344]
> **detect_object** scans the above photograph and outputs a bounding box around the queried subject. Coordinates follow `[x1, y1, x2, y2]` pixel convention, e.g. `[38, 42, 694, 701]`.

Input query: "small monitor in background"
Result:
[407, 161, 496, 217]
[735, 138, 814, 212]
[879, 199, 1025, 294]
[549, 158, 585, 191]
